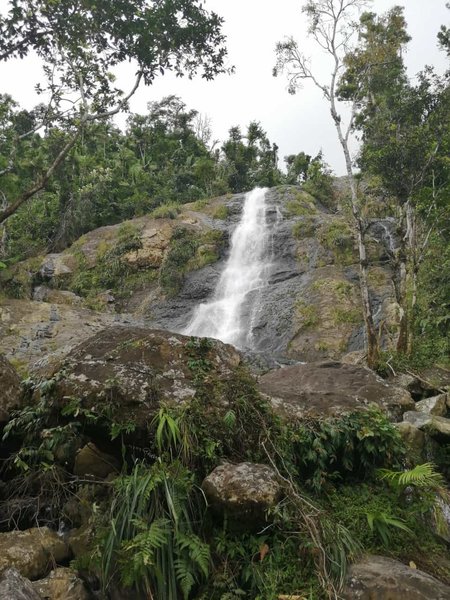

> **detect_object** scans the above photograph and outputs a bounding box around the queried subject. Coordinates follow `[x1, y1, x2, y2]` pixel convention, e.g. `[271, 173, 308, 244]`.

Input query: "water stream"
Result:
[184, 187, 270, 349]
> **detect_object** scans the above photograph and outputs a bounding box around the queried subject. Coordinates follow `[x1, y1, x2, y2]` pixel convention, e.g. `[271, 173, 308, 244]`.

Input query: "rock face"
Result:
[73, 443, 120, 479]
[47, 326, 241, 428]
[32, 567, 90, 600]
[343, 555, 450, 599]
[259, 361, 414, 421]
[0, 299, 127, 374]
[0, 569, 42, 600]
[415, 394, 448, 417]
[1, 186, 402, 364]
[0, 354, 22, 422]
[403, 411, 450, 442]
[202, 462, 282, 524]
[0, 527, 70, 580]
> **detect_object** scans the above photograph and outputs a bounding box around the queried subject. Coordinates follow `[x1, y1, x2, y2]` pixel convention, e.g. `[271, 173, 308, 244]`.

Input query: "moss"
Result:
[149, 202, 180, 219]
[159, 228, 223, 297]
[0, 255, 43, 299]
[318, 219, 356, 265]
[292, 215, 317, 239]
[286, 190, 318, 217]
[212, 204, 229, 220]
[332, 307, 362, 325]
[295, 300, 319, 329]
[191, 198, 209, 211]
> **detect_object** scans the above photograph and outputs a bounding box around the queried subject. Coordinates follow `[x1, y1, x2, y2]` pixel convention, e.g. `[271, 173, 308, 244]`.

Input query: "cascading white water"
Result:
[184, 187, 270, 348]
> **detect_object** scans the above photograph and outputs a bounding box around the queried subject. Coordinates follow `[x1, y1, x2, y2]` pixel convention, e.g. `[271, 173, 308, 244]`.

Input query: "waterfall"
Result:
[184, 187, 270, 349]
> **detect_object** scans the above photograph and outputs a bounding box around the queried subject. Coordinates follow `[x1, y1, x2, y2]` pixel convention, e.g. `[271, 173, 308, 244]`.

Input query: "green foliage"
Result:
[150, 202, 181, 219]
[289, 407, 405, 492]
[98, 460, 210, 599]
[318, 220, 355, 265]
[366, 511, 412, 546]
[159, 227, 223, 297]
[377, 463, 446, 491]
[295, 300, 319, 329]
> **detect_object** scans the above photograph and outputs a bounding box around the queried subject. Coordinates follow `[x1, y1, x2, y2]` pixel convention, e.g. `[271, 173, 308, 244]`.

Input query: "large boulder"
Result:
[403, 412, 450, 443]
[343, 555, 450, 599]
[32, 567, 89, 600]
[0, 527, 70, 580]
[73, 443, 120, 479]
[259, 361, 414, 421]
[202, 462, 282, 526]
[0, 354, 22, 422]
[0, 569, 42, 600]
[415, 394, 448, 417]
[45, 326, 240, 428]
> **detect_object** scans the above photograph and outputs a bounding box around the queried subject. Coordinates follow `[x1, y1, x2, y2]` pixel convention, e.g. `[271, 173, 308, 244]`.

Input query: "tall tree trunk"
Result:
[330, 103, 379, 367]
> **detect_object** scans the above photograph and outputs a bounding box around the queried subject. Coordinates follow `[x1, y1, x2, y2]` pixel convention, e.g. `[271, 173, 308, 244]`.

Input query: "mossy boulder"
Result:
[0, 527, 70, 580]
[32, 567, 90, 600]
[0, 569, 41, 600]
[43, 326, 241, 429]
[202, 462, 282, 527]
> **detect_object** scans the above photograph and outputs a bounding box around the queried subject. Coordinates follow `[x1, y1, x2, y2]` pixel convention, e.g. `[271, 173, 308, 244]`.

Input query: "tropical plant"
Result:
[366, 511, 412, 546]
[99, 460, 210, 599]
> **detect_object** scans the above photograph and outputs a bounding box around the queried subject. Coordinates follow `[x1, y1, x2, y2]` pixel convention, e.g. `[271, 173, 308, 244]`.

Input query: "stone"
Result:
[259, 361, 415, 421]
[0, 354, 22, 422]
[343, 555, 450, 599]
[0, 568, 42, 600]
[45, 326, 241, 429]
[0, 527, 70, 580]
[202, 462, 282, 525]
[394, 422, 428, 465]
[73, 443, 120, 479]
[415, 394, 448, 417]
[32, 567, 89, 600]
[403, 411, 450, 442]
[0, 299, 133, 374]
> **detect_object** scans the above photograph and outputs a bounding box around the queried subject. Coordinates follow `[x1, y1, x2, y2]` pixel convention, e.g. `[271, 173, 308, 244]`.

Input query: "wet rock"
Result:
[45, 326, 240, 429]
[343, 555, 450, 599]
[0, 568, 42, 600]
[0, 527, 70, 580]
[260, 361, 414, 421]
[73, 443, 120, 479]
[202, 462, 282, 525]
[403, 412, 450, 442]
[32, 567, 89, 600]
[415, 394, 448, 417]
[0, 354, 22, 422]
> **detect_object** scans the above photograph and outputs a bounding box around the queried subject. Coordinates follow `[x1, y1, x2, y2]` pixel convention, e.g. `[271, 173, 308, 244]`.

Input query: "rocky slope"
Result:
[0, 185, 400, 371]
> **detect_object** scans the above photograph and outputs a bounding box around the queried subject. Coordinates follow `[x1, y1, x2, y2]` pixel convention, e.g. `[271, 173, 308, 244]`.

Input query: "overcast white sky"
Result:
[0, 0, 448, 174]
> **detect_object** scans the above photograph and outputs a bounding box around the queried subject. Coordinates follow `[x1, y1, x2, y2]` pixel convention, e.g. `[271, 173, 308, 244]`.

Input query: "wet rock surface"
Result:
[343, 555, 450, 599]
[259, 361, 414, 420]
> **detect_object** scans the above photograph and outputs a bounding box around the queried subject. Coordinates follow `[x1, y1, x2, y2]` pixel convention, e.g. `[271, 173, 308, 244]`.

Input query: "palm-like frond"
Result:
[377, 462, 445, 490]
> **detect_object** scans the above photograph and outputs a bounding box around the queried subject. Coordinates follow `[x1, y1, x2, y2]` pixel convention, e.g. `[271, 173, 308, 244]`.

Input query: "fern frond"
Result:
[377, 462, 445, 490]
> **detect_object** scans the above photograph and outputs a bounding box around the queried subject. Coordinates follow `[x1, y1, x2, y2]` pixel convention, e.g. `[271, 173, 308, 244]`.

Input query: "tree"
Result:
[274, 0, 380, 366]
[0, 0, 229, 224]
[341, 8, 450, 353]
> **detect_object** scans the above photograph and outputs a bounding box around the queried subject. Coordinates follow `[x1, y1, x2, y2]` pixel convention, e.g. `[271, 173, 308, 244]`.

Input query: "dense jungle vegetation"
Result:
[0, 1, 449, 599]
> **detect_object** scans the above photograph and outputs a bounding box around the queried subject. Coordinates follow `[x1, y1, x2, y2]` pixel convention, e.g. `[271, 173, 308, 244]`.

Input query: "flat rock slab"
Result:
[259, 361, 414, 421]
[343, 555, 450, 599]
